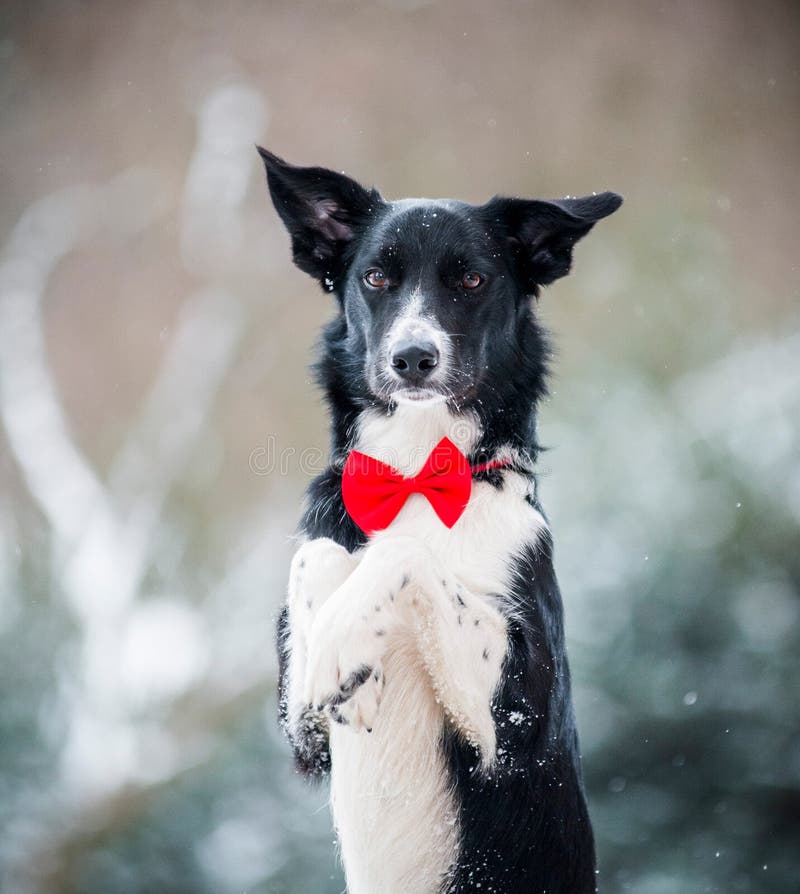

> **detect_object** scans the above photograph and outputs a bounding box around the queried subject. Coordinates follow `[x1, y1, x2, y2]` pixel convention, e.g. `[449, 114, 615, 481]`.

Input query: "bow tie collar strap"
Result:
[341, 437, 512, 535]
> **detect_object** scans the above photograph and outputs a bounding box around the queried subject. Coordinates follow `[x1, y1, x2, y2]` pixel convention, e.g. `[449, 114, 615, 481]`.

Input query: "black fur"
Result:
[260, 149, 620, 892]
[442, 531, 596, 894]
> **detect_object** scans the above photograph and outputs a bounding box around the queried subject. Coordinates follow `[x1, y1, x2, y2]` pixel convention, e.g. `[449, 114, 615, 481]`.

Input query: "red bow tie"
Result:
[341, 437, 510, 535]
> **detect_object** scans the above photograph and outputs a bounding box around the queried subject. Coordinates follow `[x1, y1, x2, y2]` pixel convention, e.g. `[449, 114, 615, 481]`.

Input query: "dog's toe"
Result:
[330, 664, 384, 732]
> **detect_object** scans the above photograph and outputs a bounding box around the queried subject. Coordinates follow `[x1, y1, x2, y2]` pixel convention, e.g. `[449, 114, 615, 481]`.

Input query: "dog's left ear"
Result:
[257, 147, 381, 291]
[486, 192, 622, 293]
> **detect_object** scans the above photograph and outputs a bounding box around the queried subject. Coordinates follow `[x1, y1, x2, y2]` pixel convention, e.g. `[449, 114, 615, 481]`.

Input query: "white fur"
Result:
[287, 402, 547, 893]
[285, 539, 359, 742]
[381, 285, 453, 395]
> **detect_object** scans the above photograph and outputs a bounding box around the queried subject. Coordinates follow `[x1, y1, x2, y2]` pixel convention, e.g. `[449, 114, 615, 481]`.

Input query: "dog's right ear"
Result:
[257, 148, 381, 291]
[484, 191, 623, 295]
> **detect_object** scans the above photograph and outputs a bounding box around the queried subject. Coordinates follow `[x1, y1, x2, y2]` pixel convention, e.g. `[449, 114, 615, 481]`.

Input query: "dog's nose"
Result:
[390, 339, 440, 383]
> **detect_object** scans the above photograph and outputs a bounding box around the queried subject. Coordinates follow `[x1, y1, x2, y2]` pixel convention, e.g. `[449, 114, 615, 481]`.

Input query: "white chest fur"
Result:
[357, 403, 544, 593]
[328, 402, 546, 893]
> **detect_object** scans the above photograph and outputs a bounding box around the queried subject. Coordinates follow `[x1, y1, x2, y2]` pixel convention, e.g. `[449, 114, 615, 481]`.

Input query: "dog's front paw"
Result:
[289, 538, 358, 618]
[303, 596, 389, 731]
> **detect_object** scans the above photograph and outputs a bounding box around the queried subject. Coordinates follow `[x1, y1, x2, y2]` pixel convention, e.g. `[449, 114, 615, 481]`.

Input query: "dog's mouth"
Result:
[368, 368, 453, 407]
[368, 364, 475, 409]
[390, 387, 449, 406]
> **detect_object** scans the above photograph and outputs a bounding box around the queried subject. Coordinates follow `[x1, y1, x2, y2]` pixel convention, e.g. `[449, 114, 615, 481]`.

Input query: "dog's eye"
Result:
[461, 272, 485, 290]
[364, 269, 388, 289]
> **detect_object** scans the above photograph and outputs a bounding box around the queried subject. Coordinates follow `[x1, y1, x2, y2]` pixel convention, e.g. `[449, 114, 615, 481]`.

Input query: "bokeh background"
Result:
[1, 1, 798, 892]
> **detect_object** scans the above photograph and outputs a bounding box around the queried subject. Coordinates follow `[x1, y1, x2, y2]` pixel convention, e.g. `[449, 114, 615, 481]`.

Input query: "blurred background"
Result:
[0, 1, 798, 892]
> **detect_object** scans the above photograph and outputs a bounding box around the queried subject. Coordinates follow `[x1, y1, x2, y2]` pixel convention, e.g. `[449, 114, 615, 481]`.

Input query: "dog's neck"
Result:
[352, 401, 481, 477]
[327, 396, 540, 478]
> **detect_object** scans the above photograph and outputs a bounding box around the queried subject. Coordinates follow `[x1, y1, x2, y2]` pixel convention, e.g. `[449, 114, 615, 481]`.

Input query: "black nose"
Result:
[390, 339, 440, 383]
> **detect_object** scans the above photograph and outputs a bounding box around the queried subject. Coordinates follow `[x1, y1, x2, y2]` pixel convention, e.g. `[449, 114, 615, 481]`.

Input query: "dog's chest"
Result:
[355, 404, 545, 591]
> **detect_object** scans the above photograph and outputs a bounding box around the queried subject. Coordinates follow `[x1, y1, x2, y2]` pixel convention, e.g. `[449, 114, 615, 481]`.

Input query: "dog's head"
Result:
[259, 148, 621, 411]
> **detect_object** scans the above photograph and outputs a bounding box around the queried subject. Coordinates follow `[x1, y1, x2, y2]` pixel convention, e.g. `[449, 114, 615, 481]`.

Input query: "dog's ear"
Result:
[257, 147, 381, 291]
[486, 192, 622, 293]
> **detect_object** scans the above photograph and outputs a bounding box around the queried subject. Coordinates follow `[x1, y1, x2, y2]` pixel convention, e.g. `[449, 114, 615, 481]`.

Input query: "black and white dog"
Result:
[259, 147, 621, 894]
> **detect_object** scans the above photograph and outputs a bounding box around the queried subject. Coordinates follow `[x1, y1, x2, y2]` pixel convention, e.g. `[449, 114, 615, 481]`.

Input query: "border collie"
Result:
[258, 147, 621, 894]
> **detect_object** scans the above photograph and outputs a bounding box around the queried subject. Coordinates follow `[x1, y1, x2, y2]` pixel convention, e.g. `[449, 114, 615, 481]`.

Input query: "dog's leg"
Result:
[304, 535, 508, 763]
[302, 537, 408, 732]
[282, 538, 360, 762]
[412, 571, 508, 767]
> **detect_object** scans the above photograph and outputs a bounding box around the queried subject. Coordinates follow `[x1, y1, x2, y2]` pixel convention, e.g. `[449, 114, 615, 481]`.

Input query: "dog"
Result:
[258, 147, 621, 894]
